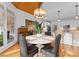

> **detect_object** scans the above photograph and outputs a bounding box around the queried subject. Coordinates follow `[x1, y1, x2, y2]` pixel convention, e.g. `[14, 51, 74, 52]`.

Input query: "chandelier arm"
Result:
[34, 2, 46, 19]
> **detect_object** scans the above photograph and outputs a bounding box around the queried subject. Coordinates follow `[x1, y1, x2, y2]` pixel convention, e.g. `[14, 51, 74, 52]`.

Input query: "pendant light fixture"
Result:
[75, 5, 79, 19]
[34, 3, 47, 19]
[57, 10, 61, 21]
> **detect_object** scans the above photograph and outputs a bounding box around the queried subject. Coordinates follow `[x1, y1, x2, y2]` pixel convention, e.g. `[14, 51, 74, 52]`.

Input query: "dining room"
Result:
[0, 2, 79, 57]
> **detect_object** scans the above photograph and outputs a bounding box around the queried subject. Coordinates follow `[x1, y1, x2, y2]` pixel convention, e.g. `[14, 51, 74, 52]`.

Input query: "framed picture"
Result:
[25, 19, 35, 31]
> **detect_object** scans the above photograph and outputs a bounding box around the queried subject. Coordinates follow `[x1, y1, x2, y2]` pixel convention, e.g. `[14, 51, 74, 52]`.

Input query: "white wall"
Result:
[0, 2, 36, 53]
[16, 9, 36, 28]
[0, 2, 18, 53]
[3, 2, 36, 28]
[4, 2, 37, 41]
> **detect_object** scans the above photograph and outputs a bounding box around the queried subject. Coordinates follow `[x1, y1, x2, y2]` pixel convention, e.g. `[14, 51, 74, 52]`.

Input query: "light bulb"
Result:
[58, 20, 60, 22]
[34, 8, 46, 19]
[75, 16, 79, 19]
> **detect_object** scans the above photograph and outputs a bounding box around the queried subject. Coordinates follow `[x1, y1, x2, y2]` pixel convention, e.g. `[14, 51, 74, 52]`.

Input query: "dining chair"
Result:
[42, 34, 61, 57]
[18, 34, 38, 57]
[44, 28, 52, 48]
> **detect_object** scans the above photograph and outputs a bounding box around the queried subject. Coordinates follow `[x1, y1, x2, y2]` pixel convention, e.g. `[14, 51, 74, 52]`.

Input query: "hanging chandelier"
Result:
[34, 3, 47, 19]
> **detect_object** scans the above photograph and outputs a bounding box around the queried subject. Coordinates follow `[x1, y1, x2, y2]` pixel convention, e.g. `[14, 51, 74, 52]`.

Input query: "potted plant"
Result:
[34, 21, 43, 36]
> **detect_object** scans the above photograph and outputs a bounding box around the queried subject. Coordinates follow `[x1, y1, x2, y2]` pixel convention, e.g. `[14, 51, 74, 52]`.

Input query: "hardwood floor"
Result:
[59, 44, 79, 57]
[0, 43, 20, 57]
[1, 42, 79, 57]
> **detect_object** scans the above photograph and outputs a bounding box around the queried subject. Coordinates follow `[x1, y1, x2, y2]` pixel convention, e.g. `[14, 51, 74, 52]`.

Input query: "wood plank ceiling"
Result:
[12, 2, 42, 15]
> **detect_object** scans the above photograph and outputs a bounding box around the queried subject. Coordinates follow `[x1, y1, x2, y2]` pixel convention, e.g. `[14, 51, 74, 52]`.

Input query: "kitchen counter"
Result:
[57, 28, 79, 57]
[56, 28, 79, 46]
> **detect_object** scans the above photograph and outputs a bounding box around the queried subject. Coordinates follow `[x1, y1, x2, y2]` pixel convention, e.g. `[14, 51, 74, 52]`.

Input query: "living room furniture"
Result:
[26, 34, 54, 57]
[18, 34, 38, 57]
[18, 27, 28, 37]
[42, 34, 61, 57]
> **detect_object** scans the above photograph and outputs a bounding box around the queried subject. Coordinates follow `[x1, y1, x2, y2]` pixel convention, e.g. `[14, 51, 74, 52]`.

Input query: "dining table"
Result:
[26, 34, 55, 57]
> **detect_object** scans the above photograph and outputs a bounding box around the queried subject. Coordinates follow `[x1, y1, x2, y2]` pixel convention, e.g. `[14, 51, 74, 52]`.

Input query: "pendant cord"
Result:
[75, 5, 78, 16]
[58, 10, 60, 20]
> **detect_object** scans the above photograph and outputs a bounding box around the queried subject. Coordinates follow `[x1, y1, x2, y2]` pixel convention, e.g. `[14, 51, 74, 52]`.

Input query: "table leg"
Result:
[36, 44, 44, 57]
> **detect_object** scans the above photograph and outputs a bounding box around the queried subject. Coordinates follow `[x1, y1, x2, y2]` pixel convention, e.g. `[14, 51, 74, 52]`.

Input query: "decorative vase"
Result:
[36, 33, 42, 37]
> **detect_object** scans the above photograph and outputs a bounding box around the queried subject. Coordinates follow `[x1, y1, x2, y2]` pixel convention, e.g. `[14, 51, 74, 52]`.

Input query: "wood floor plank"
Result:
[0, 43, 20, 57]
